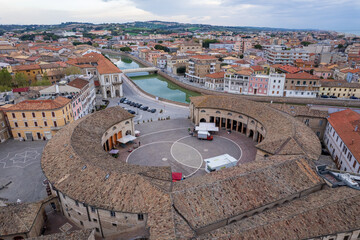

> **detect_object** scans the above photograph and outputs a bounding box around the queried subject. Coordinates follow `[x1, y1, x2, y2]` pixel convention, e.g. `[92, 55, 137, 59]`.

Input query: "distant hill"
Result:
[0, 20, 318, 34]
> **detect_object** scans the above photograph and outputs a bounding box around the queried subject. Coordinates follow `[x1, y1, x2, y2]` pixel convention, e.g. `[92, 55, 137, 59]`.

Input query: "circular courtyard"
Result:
[126, 119, 257, 178]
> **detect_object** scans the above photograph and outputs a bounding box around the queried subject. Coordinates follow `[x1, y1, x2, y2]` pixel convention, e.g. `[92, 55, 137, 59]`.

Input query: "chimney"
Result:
[55, 84, 59, 94]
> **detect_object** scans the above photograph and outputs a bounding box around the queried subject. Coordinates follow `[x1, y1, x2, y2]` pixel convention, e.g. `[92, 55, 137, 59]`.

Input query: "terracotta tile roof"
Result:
[41, 107, 175, 239]
[286, 72, 320, 80]
[67, 78, 89, 90]
[0, 202, 42, 236]
[279, 65, 301, 74]
[328, 109, 360, 162]
[197, 186, 360, 240]
[12, 64, 41, 71]
[5, 96, 71, 111]
[250, 65, 264, 71]
[67, 52, 121, 74]
[320, 80, 360, 88]
[205, 72, 225, 79]
[26, 229, 94, 240]
[191, 55, 218, 60]
[173, 155, 323, 231]
[190, 95, 321, 160]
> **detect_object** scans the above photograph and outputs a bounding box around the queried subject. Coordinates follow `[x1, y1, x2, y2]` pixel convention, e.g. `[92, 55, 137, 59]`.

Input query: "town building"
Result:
[223, 69, 252, 94]
[267, 73, 286, 97]
[0, 109, 10, 143]
[4, 96, 74, 140]
[12, 64, 42, 84]
[185, 55, 221, 84]
[284, 72, 320, 98]
[204, 72, 225, 91]
[179, 42, 202, 53]
[319, 80, 360, 98]
[265, 46, 310, 65]
[166, 55, 189, 74]
[324, 109, 360, 172]
[248, 75, 269, 95]
[67, 53, 123, 99]
[313, 67, 332, 79]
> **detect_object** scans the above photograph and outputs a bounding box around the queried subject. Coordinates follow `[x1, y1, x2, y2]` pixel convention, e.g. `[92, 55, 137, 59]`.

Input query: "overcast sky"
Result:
[0, 0, 359, 32]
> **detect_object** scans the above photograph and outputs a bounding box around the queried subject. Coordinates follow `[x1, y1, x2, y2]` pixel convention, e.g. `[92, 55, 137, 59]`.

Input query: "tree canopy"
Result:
[154, 44, 170, 52]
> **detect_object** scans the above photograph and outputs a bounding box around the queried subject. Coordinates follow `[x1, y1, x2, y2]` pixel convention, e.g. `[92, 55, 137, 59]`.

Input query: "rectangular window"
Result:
[96, 228, 100, 232]
[53, 121, 57, 127]
[34, 121, 38, 127]
[42, 112, 45, 117]
[44, 121, 47, 127]
[75, 200, 79, 206]
[80, 221, 83, 226]
[112, 223, 117, 227]
[22, 113, 26, 118]
[24, 122, 28, 127]
[52, 112, 55, 117]
[138, 214, 144, 221]
[110, 211, 116, 217]
[32, 112, 35, 118]
[12, 113, 16, 119]
[93, 218, 98, 222]
[18, 133, 21, 138]
[91, 206, 96, 213]
[15, 122, 18, 127]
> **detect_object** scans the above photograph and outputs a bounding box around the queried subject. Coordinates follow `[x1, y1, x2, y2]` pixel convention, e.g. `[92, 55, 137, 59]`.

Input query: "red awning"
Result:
[172, 172, 182, 182]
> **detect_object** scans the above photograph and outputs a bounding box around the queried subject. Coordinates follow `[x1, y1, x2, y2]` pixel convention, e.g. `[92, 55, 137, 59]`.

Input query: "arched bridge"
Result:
[122, 67, 159, 74]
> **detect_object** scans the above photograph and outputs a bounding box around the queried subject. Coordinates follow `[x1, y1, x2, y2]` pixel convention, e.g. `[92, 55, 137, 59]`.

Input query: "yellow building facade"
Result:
[5, 97, 74, 140]
[320, 81, 360, 99]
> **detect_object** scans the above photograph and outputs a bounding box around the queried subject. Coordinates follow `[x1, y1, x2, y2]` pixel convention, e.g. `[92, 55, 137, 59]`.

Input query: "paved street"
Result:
[127, 119, 257, 178]
[107, 76, 190, 123]
[0, 139, 47, 203]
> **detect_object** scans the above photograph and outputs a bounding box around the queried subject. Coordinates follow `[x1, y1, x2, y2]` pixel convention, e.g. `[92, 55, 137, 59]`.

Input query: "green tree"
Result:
[42, 72, 49, 81]
[154, 45, 170, 52]
[14, 72, 29, 87]
[202, 39, 220, 48]
[120, 47, 132, 52]
[158, 40, 163, 43]
[0, 68, 12, 87]
[31, 79, 51, 86]
[337, 44, 344, 49]
[301, 41, 311, 46]
[64, 66, 81, 76]
[254, 44, 263, 50]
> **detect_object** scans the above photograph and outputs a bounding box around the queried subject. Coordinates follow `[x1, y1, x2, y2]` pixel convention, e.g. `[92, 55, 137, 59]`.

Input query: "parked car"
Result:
[141, 106, 149, 111]
[321, 95, 329, 98]
[130, 102, 136, 106]
[330, 95, 337, 99]
[350, 96, 359, 100]
[120, 97, 126, 103]
[136, 104, 143, 108]
[123, 100, 129, 104]
[126, 100, 132, 105]
[127, 109, 136, 114]
[150, 109, 156, 113]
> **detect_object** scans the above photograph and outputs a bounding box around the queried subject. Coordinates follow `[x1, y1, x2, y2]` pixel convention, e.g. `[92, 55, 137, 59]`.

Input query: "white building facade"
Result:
[268, 73, 286, 97]
[323, 110, 360, 173]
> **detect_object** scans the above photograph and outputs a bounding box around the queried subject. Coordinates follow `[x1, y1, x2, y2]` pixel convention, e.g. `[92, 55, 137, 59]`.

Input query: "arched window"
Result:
[227, 113, 232, 116]
[125, 121, 130, 124]
[112, 126, 117, 130]
[200, 110, 206, 113]
[216, 111, 221, 114]
[239, 115, 243, 119]
[251, 120, 255, 124]
[105, 132, 108, 136]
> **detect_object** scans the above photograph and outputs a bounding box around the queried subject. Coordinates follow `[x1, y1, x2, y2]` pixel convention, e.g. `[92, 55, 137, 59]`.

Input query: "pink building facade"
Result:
[248, 75, 269, 95]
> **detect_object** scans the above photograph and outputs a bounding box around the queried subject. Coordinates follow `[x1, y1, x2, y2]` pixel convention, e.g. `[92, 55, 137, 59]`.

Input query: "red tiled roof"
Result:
[286, 72, 319, 80]
[191, 55, 217, 60]
[205, 72, 225, 79]
[68, 78, 89, 90]
[12, 64, 41, 71]
[279, 65, 301, 74]
[12, 87, 29, 93]
[328, 109, 360, 163]
[5, 97, 71, 111]
[250, 65, 264, 71]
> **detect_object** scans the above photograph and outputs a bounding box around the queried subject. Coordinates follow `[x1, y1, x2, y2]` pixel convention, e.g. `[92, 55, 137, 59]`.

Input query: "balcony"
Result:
[295, 84, 308, 87]
[51, 126, 63, 131]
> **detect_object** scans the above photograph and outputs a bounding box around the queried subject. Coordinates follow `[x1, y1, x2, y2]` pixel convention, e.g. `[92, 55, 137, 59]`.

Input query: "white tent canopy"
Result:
[195, 122, 219, 132]
[117, 135, 137, 144]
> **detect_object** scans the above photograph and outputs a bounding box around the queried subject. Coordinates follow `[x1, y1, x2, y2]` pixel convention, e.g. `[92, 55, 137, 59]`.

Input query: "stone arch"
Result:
[249, 129, 254, 139]
[125, 130, 132, 135]
[200, 118, 206, 123]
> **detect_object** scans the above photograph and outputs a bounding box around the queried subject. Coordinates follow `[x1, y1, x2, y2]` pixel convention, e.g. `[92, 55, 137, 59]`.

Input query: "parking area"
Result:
[126, 119, 257, 178]
[0, 139, 47, 203]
